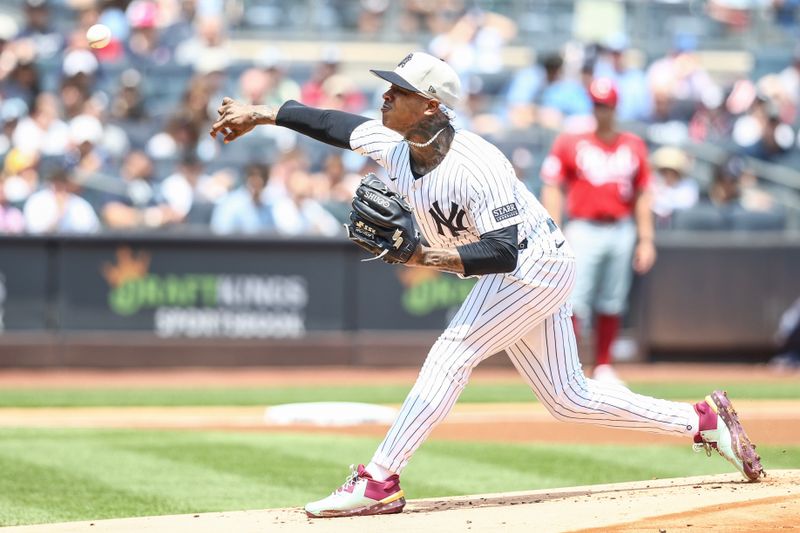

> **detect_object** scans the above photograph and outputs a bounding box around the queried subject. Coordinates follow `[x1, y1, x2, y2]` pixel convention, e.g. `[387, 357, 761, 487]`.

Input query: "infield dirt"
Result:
[4, 470, 799, 532]
[0, 364, 797, 446]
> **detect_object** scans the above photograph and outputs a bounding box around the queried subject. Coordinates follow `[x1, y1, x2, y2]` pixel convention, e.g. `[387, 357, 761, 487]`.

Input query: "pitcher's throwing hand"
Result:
[209, 97, 277, 143]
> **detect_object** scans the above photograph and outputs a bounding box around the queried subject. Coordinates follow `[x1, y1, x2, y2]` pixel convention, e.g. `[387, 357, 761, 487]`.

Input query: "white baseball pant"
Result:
[371, 245, 698, 473]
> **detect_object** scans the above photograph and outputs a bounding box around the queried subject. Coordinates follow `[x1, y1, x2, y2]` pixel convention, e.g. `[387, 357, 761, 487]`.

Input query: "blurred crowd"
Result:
[0, 0, 798, 235]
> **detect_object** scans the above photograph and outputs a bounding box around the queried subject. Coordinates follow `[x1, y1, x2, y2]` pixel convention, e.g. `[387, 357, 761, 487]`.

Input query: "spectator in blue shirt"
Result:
[505, 52, 591, 129]
[593, 34, 652, 122]
[211, 163, 275, 234]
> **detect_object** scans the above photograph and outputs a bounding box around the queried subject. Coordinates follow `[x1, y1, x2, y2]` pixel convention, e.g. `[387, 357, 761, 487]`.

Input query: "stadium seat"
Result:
[731, 209, 787, 231]
[752, 47, 792, 81]
[140, 63, 195, 115]
[240, 0, 290, 29]
[671, 204, 729, 231]
[152, 157, 179, 180]
[115, 120, 161, 151]
[185, 201, 216, 226]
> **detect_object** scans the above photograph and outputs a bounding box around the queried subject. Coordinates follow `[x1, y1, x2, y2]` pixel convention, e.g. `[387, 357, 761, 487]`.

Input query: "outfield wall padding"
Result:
[0, 233, 797, 367]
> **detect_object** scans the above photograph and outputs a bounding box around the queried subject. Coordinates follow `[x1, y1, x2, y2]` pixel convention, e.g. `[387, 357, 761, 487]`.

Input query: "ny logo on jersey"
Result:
[429, 201, 467, 237]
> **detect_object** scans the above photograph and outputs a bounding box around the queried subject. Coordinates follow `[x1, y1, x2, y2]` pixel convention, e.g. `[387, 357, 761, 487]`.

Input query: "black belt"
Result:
[577, 217, 626, 225]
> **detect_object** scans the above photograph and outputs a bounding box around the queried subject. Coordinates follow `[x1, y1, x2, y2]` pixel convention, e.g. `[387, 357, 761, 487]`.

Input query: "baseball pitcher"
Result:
[210, 52, 764, 519]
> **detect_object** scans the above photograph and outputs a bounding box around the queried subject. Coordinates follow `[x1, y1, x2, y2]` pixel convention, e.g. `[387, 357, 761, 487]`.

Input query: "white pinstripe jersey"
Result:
[350, 120, 559, 269]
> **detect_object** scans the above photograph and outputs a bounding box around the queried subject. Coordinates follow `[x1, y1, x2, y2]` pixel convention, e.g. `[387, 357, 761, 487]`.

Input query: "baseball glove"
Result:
[346, 174, 421, 264]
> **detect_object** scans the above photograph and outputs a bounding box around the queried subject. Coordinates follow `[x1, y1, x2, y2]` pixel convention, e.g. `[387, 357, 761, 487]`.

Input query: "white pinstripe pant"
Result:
[372, 250, 698, 473]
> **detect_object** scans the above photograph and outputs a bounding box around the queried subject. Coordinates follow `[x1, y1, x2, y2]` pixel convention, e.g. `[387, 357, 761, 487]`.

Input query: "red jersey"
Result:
[540, 131, 650, 221]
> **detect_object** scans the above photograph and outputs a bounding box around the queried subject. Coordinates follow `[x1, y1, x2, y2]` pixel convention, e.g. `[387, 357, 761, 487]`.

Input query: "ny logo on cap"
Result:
[398, 54, 413, 68]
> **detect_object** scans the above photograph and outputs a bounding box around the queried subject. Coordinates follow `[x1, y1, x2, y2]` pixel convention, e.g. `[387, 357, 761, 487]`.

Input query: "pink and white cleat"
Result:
[305, 464, 406, 518]
[694, 390, 765, 482]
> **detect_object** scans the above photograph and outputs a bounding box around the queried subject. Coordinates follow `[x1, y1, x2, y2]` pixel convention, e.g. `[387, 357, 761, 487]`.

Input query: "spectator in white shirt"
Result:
[650, 146, 699, 229]
[646, 33, 717, 122]
[23, 157, 100, 234]
[160, 152, 208, 221]
[12, 92, 69, 156]
[272, 170, 341, 237]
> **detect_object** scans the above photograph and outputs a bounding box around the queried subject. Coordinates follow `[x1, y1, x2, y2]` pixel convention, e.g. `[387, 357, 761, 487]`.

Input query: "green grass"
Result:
[0, 381, 796, 407]
[0, 427, 797, 526]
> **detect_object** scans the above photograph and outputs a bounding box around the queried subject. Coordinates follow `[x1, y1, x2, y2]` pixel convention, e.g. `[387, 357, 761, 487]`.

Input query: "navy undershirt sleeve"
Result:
[457, 225, 519, 277]
[275, 100, 370, 149]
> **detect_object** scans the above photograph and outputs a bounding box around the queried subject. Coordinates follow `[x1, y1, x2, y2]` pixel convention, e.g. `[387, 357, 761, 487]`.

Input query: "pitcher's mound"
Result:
[6, 470, 799, 533]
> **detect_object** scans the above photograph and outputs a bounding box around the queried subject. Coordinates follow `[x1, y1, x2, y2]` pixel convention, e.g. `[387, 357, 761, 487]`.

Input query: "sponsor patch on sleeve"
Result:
[492, 203, 519, 222]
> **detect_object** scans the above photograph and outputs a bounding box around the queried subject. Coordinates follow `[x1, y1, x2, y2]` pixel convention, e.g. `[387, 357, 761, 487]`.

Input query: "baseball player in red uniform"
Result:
[541, 78, 656, 385]
[211, 56, 763, 519]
